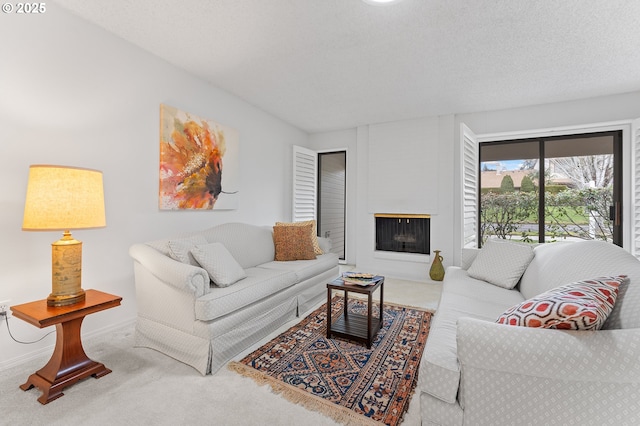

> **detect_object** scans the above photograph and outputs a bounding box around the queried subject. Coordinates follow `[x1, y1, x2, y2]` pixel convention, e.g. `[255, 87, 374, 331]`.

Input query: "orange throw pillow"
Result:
[275, 220, 323, 255]
[273, 223, 317, 261]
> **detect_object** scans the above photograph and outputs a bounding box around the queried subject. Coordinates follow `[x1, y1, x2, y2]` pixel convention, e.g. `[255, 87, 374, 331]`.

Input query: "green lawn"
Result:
[538, 206, 589, 225]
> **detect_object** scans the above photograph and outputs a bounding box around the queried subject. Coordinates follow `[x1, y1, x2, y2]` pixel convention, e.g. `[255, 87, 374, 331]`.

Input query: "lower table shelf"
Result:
[329, 312, 381, 348]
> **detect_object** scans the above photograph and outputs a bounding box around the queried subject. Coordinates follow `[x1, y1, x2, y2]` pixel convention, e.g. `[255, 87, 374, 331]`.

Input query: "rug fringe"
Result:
[228, 362, 380, 426]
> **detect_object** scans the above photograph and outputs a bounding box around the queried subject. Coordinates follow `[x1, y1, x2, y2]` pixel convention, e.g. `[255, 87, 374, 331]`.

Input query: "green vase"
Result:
[429, 250, 445, 281]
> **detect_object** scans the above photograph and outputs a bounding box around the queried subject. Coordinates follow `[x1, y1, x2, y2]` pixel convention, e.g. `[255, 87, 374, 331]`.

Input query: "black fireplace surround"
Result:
[375, 214, 430, 255]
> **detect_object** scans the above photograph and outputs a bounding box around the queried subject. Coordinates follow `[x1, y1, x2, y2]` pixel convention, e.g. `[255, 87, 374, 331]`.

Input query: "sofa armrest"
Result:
[129, 243, 209, 298]
[457, 317, 640, 423]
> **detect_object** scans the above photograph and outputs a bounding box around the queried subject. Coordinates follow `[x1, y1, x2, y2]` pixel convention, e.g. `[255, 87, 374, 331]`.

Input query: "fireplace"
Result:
[375, 214, 430, 255]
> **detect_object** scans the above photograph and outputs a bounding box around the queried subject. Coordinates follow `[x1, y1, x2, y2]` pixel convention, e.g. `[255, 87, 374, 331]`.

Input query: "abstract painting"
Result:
[159, 104, 239, 210]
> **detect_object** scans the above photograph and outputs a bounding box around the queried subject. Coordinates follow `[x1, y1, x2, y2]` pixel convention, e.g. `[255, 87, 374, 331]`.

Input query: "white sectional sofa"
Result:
[418, 239, 640, 425]
[129, 222, 339, 375]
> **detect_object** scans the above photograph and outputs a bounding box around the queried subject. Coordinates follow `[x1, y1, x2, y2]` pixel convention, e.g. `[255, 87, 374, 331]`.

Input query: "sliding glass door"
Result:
[479, 131, 622, 246]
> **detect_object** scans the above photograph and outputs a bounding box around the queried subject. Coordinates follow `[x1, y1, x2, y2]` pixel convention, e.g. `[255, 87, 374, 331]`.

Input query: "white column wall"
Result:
[311, 117, 456, 281]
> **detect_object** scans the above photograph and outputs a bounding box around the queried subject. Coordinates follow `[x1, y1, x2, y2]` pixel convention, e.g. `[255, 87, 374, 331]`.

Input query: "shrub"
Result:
[480, 191, 537, 242]
[520, 175, 536, 192]
[481, 187, 502, 194]
[545, 184, 568, 194]
[480, 187, 614, 243]
[500, 175, 515, 193]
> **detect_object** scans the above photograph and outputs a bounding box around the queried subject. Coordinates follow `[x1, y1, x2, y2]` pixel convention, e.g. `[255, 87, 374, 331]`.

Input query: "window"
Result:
[479, 131, 622, 246]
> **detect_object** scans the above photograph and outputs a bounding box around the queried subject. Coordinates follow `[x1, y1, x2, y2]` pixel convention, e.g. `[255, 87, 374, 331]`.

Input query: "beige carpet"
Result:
[0, 277, 441, 425]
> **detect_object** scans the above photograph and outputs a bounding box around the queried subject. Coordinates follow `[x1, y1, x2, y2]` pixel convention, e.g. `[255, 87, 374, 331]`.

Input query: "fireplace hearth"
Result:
[375, 214, 430, 255]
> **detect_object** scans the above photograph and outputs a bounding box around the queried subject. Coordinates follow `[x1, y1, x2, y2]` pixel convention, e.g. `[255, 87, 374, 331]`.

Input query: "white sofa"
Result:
[418, 239, 640, 425]
[129, 222, 339, 375]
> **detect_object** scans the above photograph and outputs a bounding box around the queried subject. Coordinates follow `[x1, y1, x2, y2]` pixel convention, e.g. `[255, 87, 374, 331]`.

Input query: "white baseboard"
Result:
[0, 317, 136, 372]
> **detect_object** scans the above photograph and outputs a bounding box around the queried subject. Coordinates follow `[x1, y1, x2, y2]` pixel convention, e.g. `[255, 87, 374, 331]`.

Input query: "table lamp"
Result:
[22, 165, 106, 307]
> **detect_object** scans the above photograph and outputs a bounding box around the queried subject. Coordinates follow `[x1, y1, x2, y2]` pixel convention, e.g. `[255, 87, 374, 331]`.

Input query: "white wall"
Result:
[354, 117, 455, 281]
[367, 118, 440, 214]
[456, 92, 640, 135]
[310, 117, 456, 282]
[0, 5, 307, 369]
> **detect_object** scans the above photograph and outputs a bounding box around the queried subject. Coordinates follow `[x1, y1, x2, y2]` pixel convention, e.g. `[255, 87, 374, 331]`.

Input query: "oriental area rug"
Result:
[228, 296, 432, 426]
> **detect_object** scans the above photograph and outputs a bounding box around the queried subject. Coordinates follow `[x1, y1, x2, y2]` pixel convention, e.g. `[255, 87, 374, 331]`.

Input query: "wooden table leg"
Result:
[367, 291, 373, 348]
[20, 316, 111, 404]
[379, 279, 384, 322]
[326, 287, 332, 339]
[343, 290, 349, 318]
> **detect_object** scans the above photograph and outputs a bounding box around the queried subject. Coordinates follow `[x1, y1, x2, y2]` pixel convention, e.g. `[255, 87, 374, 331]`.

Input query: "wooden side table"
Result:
[326, 276, 384, 348]
[10, 289, 122, 404]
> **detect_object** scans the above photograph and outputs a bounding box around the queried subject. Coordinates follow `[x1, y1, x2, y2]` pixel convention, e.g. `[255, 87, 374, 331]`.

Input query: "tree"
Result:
[549, 155, 613, 189]
[519, 159, 538, 170]
[520, 175, 536, 192]
[500, 175, 515, 192]
[545, 187, 613, 242]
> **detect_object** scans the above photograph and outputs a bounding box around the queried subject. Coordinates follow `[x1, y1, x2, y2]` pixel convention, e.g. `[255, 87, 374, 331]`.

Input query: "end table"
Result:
[326, 276, 384, 348]
[10, 289, 122, 404]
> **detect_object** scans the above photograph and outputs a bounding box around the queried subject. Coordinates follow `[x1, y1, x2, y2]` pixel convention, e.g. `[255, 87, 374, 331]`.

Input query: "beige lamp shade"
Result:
[22, 165, 106, 231]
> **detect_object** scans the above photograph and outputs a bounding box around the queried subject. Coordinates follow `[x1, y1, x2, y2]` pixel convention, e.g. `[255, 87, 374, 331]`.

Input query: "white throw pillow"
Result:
[191, 243, 247, 287]
[467, 239, 535, 289]
[167, 235, 208, 266]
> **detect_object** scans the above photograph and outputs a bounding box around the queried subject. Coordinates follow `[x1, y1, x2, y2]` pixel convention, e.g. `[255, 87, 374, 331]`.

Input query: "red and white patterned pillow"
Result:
[496, 275, 627, 330]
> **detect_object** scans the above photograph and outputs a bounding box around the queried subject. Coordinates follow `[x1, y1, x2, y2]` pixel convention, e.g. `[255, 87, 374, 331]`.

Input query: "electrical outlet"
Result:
[0, 299, 11, 316]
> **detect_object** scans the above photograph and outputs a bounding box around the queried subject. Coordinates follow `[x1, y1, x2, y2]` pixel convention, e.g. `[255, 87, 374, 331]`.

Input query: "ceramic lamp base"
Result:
[47, 291, 85, 307]
[48, 231, 85, 307]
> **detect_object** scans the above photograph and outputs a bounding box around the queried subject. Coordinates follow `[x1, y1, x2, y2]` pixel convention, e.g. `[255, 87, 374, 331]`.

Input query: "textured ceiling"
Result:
[54, 0, 640, 133]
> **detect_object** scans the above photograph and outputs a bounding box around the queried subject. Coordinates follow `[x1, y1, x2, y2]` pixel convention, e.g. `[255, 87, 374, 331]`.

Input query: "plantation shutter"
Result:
[632, 118, 640, 258]
[292, 145, 317, 222]
[461, 123, 479, 248]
